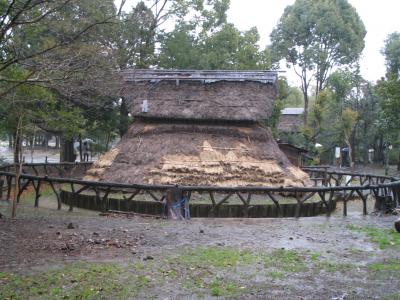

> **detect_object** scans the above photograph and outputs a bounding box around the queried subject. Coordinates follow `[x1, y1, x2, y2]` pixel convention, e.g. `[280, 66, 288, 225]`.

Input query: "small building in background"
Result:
[277, 142, 309, 167]
[277, 107, 311, 166]
[278, 107, 304, 133]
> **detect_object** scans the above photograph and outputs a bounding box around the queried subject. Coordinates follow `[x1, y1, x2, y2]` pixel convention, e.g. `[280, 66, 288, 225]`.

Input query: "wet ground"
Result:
[1, 193, 399, 299]
[0, 144, 61, 163]
[0, 145, 98, 163]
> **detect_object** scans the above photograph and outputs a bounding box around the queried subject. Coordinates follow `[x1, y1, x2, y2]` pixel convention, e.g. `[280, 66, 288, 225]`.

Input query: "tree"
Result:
[198, 25, 271, 70]
[278, 79, 304, 108]
[158, 23, 199, 69]
[376, 32, 400, 171]
[305, 89, 332, 146]
[376, 78, 400, 169]
[355, 82, 381, 165]
[112, 1, 156, 69]
[0, 0, 118, 97]
[379, 82, 400, 133]
[270, 0, 366, 124]
[327, 70, 354, 112]
[299, 64, 388, 168]
[159, 21, 271, 70]
[341, 107, 358, 168]
[0, 1, 122, 217]
[382, 32, 400, 78]
[0, 0, 121, 162]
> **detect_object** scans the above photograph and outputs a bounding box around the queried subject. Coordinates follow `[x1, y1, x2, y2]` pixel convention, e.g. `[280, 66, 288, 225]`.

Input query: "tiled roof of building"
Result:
[281, 107, 304, 115]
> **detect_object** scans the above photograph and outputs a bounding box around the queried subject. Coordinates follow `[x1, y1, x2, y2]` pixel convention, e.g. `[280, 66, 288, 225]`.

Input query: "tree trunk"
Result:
[13, 133, 21, 163]
[55, 136, 60, 149]
[345, 136, 354, 170]
[376, 136, 384, 164]
[303, 92, 309, 126]
[12, 116, 23, 218]
[119, 98, 129, 137]
[41, 135, 47, 147]
[363, 123, 368, 166]
[8, 134, 13, 148]
[105, 132, 111, 152]
[397, 151, 400, 171]
[351, 126, 357, 164]
[348, 145, 354, 169]
[45, 133, 50, 151]
[60, 137, 75, 162]
[384, 147, 389, 175]
[78, 134, 83, 162]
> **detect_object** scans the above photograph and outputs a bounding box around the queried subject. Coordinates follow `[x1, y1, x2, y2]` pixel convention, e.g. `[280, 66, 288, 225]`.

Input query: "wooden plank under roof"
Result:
[120, 69, 278, 84]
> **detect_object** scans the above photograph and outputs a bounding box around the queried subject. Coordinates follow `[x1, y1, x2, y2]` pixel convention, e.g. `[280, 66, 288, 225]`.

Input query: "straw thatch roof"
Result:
[121, 69, 278, 122]
[85, 121, 310, 187]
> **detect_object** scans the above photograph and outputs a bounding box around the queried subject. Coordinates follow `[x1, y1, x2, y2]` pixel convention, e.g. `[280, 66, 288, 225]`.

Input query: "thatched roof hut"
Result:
[120, 69, 278, 121]
[86, 70, 310, 187]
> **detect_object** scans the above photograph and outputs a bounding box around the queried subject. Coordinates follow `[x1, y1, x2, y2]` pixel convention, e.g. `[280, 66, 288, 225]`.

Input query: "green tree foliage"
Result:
[304, 89, 332, 144]
[113, 1, 156, 68]
[377, 79, 400, 134]
[382, 32, 400, 78]
[202, 25, 270, 70]
[376, 78, 400, 169]
[278, 79, 304, 108]
[0, 65, 56, 162]
[158, 0, 271, 70]
[341, 107, 358, 167]
[376, 32, 400, 170]
[0, 0, 120, 161]
[270, 0, 366, 124]
[160, 24, 271, 70]
[302, 68, 372, 165]
[0, 0, 116, 93]
[112, 0, 231, 69]
[0, 0, 118, 112]
[379, 32, 400, 130]
[158, 23, 199, 69]
[355, 82, 381, 163]
[327, 70, 354, 107]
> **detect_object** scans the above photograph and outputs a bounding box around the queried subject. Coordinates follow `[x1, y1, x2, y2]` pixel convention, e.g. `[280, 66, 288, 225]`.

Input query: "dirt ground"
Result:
[1, 192, 400, 300]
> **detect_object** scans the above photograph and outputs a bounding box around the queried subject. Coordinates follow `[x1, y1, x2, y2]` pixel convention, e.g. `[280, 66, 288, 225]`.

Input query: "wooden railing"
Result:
[0, 163, 399, 218]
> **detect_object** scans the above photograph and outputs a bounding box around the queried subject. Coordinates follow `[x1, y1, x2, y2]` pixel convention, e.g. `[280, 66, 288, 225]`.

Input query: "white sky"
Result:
[228, 0, 400, 85]
[119, 0, 400, 86]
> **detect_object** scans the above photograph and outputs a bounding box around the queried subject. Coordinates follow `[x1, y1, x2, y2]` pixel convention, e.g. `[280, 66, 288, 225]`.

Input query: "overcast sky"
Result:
[119, 0, 400, 86]
[227, 0, 400, 85]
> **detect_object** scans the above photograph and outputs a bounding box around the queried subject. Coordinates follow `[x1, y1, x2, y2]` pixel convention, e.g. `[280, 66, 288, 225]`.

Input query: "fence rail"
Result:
[0, 162, 399, 218]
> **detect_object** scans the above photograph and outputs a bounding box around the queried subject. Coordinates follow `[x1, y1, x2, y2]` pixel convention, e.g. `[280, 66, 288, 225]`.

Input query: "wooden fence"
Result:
[0, 163, 399, 218]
